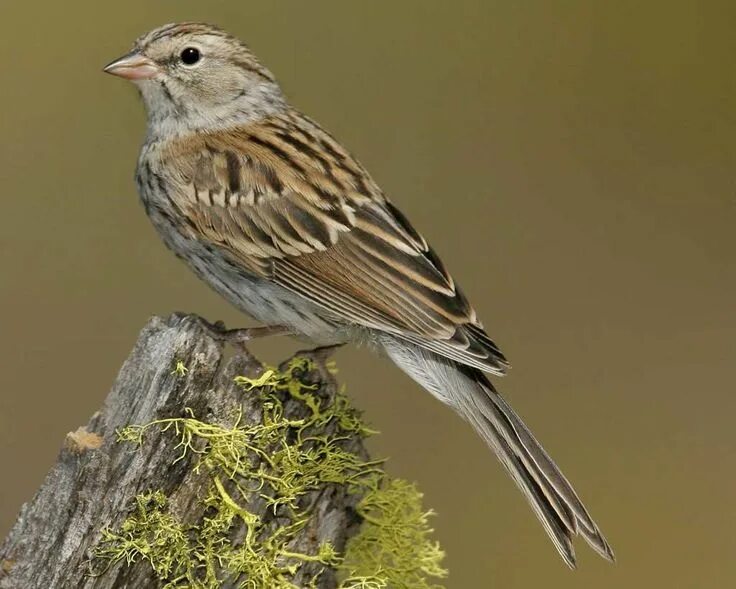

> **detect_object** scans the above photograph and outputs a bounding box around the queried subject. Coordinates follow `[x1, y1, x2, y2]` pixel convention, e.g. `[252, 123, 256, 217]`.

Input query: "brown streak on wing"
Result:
[162, 114, 509, 374]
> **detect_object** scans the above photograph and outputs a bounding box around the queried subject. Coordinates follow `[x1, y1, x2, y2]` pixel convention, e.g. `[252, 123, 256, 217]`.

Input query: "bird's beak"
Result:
[103, 52, 160, 81]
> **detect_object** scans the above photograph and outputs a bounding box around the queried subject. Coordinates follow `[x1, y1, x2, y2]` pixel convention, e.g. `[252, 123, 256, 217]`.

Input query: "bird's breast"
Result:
[133, 144, 348, 346]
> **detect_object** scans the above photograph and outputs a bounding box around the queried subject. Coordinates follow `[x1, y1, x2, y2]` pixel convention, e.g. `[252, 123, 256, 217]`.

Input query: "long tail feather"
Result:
[462, 367, 615, 565]
[383, 340, 614, 567]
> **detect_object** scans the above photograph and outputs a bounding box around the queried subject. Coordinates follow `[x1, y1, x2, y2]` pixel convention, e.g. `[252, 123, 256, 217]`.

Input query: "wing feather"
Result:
[166, 114, 509, 374]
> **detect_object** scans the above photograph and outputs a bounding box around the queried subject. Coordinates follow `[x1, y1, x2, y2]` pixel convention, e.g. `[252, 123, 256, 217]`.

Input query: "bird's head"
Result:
[104, 23, 286, 136]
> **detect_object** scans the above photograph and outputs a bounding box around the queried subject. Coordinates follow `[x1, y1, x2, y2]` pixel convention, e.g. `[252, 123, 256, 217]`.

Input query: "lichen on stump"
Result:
[0, 314, 446, 589]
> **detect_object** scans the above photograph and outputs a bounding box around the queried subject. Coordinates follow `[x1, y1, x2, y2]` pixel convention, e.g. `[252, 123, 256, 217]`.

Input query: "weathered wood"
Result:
[0, 314, 368, 589]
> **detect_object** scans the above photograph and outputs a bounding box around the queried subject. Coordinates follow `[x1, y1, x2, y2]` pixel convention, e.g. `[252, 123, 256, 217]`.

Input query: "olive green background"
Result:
[1, 1, 734, 587]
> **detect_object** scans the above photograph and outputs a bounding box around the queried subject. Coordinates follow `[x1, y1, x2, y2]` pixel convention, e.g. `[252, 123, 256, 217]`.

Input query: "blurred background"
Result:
[1, 1, 734, 587]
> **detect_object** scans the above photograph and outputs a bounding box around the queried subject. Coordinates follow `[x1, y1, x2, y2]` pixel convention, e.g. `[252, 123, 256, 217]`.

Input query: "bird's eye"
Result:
[180, 47, 201, 65]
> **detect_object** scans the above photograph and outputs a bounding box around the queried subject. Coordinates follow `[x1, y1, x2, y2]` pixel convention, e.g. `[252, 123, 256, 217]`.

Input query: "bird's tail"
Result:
[383, 341, 614, 567]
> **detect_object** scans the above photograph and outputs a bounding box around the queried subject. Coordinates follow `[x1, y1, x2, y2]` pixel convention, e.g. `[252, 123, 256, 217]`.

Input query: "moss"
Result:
[92, 358, 446, 588]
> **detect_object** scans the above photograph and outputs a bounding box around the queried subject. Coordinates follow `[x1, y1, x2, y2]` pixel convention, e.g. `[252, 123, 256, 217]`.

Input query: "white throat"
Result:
[138, 78, 287, 140]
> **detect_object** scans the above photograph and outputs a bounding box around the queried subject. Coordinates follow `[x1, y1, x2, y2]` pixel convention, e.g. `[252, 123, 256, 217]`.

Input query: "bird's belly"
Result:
[147, 208, 347, 346]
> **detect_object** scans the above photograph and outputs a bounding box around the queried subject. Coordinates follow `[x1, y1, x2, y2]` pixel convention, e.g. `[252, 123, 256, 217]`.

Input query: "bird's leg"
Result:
[193, 317, 293, 349]
[294, 343, 347, 361]
[219, 324, 294, 344]
[191, 316, 342, 359]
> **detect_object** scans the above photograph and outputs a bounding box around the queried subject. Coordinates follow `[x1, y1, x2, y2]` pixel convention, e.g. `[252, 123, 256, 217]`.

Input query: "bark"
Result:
[0, 314, 367, 589]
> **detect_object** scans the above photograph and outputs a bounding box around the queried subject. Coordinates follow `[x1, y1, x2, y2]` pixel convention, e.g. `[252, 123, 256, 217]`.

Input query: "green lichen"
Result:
[339, 480, 446, 589]
[171, 360, 189, 377]
[92, 358, 446, 588]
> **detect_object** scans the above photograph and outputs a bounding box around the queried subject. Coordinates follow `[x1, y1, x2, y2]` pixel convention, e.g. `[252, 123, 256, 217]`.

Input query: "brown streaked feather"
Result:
[163, 111, 509, 374]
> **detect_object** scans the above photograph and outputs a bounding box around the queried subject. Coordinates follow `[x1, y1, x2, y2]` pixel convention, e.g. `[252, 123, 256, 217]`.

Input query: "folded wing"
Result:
[165, 115, 509, 375]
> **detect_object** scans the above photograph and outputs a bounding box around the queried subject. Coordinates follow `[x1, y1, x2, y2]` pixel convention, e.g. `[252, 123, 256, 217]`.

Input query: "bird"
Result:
[104, 22, 614, 568]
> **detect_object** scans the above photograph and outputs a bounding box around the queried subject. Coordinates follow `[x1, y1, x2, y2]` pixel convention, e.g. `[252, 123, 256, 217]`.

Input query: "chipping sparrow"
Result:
[104, 22, 613, 567]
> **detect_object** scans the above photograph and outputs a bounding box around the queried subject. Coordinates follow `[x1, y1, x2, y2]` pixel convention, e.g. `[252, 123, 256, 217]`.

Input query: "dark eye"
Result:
[180, 47, 201, 65]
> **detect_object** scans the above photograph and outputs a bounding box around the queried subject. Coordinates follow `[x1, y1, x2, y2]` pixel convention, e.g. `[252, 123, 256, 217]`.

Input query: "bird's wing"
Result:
[164, 114, 509, 374]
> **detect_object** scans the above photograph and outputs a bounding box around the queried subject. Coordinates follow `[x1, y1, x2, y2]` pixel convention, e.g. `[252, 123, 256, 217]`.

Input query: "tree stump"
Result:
[0, 314, 370, 589]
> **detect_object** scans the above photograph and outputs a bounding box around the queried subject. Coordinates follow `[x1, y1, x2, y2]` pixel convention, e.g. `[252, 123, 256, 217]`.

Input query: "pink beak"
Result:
[103, 52, 160, 81]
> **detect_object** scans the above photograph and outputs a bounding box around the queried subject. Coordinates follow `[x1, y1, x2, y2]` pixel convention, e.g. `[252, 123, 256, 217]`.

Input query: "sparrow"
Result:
[104, 22, 614, 567]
